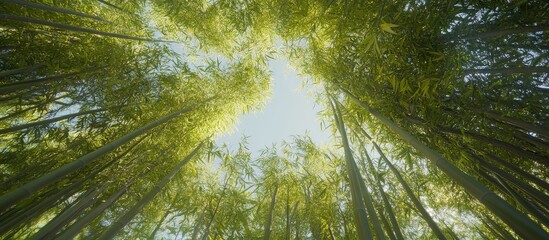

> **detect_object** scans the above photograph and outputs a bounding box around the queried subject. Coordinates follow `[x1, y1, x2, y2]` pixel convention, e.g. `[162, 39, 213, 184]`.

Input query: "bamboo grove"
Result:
[0, 0, 547, 239]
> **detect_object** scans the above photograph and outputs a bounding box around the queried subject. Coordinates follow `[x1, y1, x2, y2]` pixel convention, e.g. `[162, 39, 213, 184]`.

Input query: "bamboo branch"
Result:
[1, 0, 111, 23]
[0, 14, 174, 43]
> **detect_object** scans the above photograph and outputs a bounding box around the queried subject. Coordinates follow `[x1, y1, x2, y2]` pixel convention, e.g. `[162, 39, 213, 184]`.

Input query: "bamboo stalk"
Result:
[441, 221, 460, 240]
[329, 96, 372, 240]
[481, 151, 549, 192]
[0, 63, 44, 79]
[483, 111, 549, 139]
[285, 188, 291, 240]
[149, 192, 179, 239]
[359, 180, 387, 240]
[0, 98, 212, 211]
[338, 205, 350, 240]
[56, 167, 152, 239]
[0, 94, 69, 122]
[354, 138, 392, 240]
[458, 25, 549, 40]
[483, 217, 516, 240]
[0, 107, 108, 135]
[0, 138, 138, 236]
[339, 86, 549, 239]
[373, 142, 447, 240]
[97, 0, 135, 16]
[30, 184, 108, 240]
[149, 208, 172, 239]
[353, 144, 386, 240]
[350, 117, 434, 240]
[97, 141, 204, 239]
[481, 219, 506, 240]
[328, 225, 336, 240]
[467, 152, 548, 208]
[463, 67, 549, 75]
[191, 209, 206, 240]
[202, 171, 233, 240]
[0, 14, 173, 43]
[0, 180, 84, 235]
[474, 226, 491, 240]
[0, 69, 96, 95]
[408, 116, 548, 166]
[289, 201, 299, 239]
[263, 184, 278, 240]
[513, 131, 549, 150]
[362, 147, 405, 240]
[378, 210, 398, 240]
[491, 173, 549, 227]
[434, 126, 547, 192]
[1, 0, 110, 23]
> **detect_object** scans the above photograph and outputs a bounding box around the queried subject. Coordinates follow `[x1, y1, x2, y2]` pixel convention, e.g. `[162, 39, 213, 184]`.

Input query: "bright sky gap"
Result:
[2, 1, 545, 239]
[216, 57, 330, 155]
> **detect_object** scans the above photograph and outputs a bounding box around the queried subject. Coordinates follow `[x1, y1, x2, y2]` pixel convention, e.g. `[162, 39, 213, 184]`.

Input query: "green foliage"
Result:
[0, 0, 547, 239]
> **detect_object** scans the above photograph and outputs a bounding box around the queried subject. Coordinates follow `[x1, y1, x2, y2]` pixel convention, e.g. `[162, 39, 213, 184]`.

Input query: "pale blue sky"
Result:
[215, 58, 330, 154]
[163, 38, 330, 153]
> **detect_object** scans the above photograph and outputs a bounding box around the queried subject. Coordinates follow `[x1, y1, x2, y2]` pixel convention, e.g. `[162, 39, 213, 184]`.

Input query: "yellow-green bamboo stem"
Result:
[339, 86, 548, 239]
[97, 141, 204, 239]
[0, 98, 211, 211]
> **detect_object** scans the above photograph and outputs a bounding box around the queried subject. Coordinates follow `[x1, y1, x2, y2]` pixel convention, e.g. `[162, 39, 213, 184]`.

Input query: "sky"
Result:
[215, 58, 331, 155]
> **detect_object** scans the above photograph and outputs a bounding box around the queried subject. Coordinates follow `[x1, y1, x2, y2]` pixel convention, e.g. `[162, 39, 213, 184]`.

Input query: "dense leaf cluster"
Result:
[0, 0, 547, 239]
